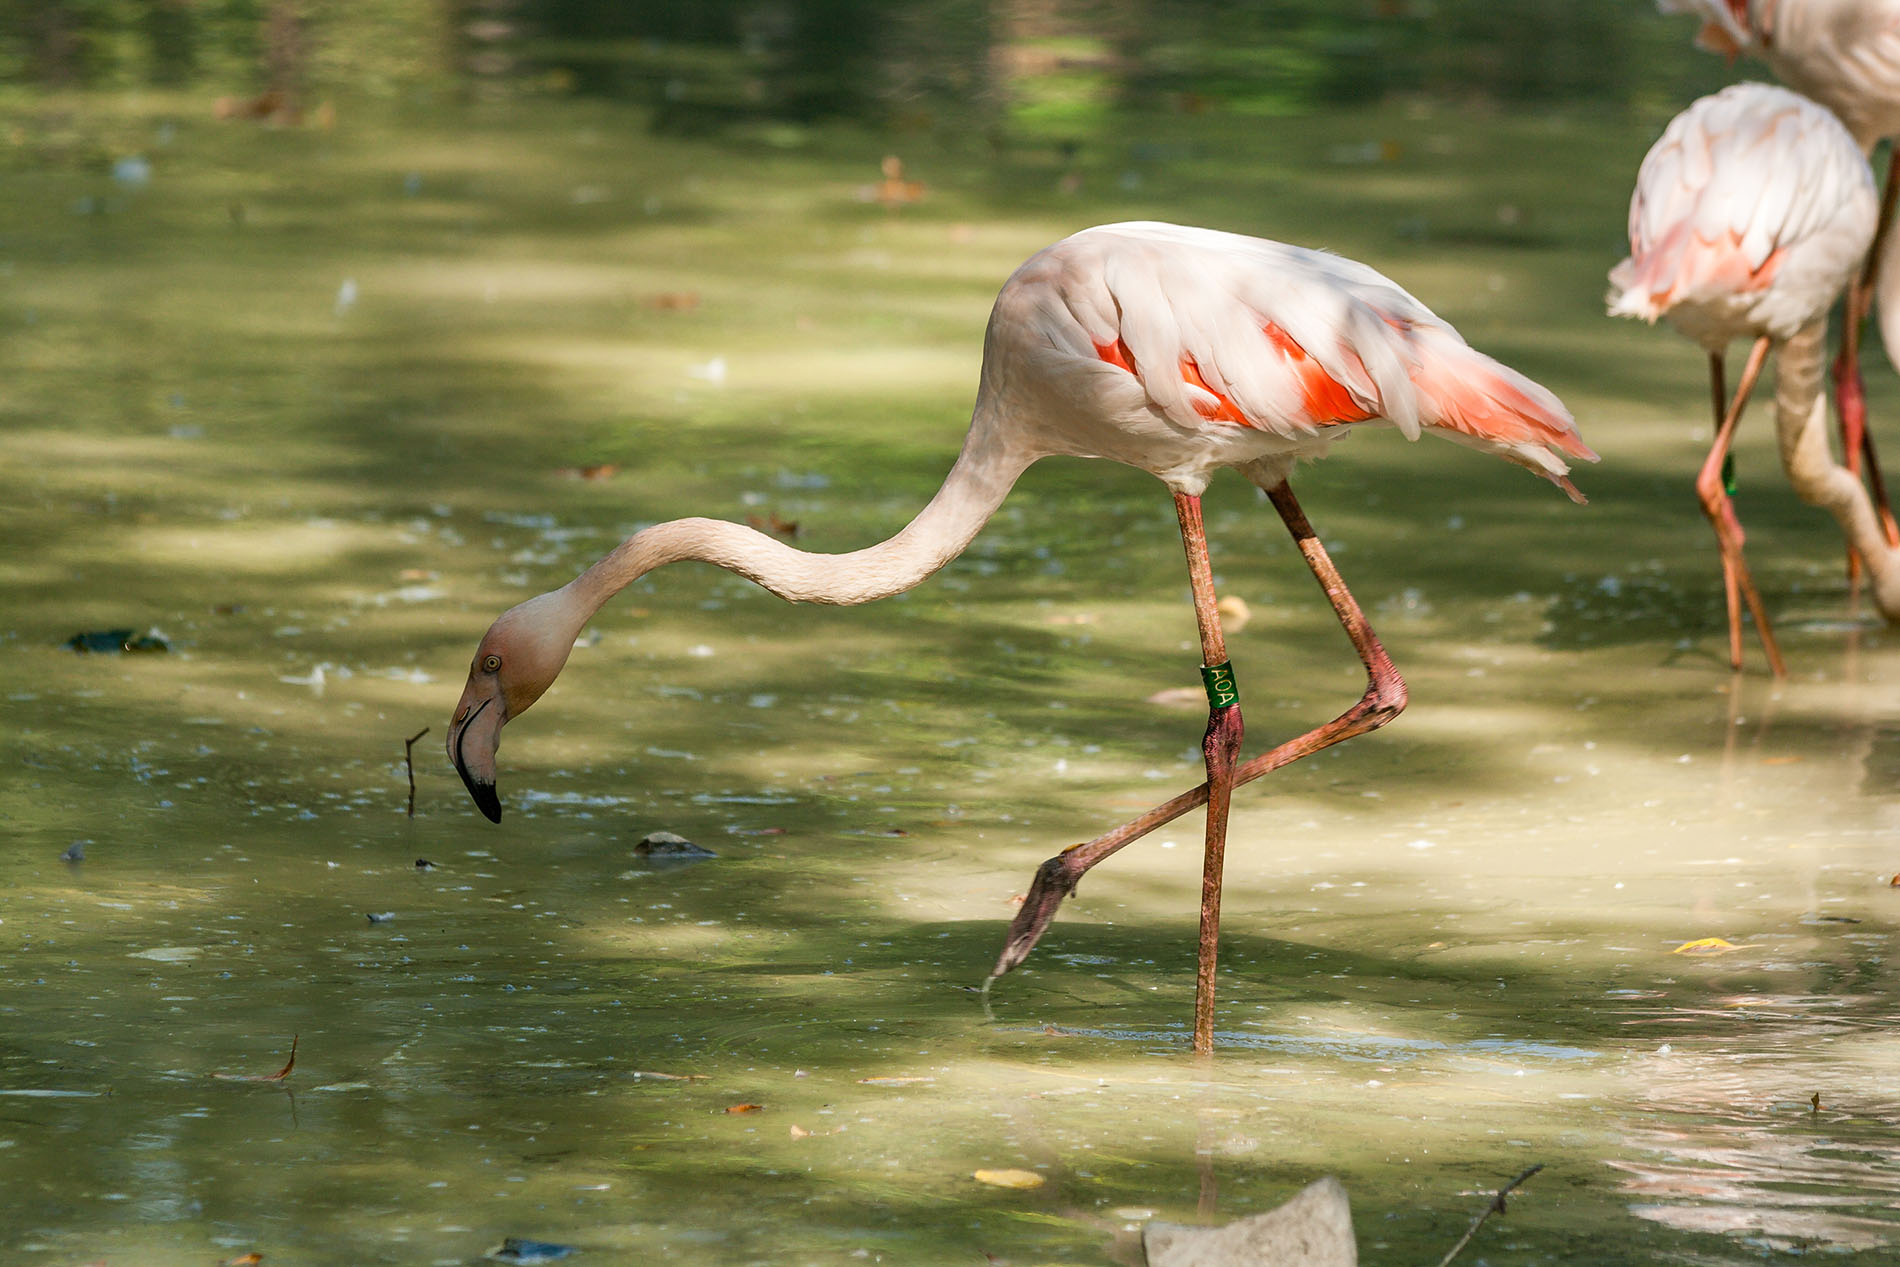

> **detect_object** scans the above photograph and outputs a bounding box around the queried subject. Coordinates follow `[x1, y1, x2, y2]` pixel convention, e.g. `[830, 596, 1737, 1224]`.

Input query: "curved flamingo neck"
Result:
[562, 415, 1033, 622]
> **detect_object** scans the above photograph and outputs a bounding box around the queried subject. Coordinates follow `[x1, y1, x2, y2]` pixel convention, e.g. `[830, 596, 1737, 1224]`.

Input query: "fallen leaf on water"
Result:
[1671, 938, 1740, 956]
[725, 1103, 764, 1114]
[131, 945, 202, 963]
[214, 1035, 297, 1083]
[1216, 594, 1251, 632]
[858, 1076, 933, 1086]
[790, 1124, 811, 1139]
[973, 1168, 1045, 1189]
[648, 291, 700, 311]
[1890, 874, 1900, 888]
[1760, 755, 1802, 765]
[626, 1070, 703, 1081]
[1812, 1092, 1823, 1112]
[555, 463, 620, 481]
[221, 1254, 264, 1266]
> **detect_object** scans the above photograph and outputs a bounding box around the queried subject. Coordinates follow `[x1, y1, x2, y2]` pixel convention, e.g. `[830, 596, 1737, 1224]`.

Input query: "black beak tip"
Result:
[453, 756, 503, 823]
[470, 779, 502, 824]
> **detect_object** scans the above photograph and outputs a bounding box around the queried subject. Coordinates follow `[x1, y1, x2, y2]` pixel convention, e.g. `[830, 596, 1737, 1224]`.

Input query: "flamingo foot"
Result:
[989, 850, 1086, 979]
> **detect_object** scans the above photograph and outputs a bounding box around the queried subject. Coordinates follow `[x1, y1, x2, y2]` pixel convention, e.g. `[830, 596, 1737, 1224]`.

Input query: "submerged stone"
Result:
[489, 1237, 575, 1263]
[633, 831, 717, 860]
[1145, 1176, 1356, 1267]
[65, 628, 168, 653]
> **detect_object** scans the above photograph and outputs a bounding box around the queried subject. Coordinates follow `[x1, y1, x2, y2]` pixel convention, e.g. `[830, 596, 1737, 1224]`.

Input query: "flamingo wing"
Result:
[1050, 223, 1591, 492]
[1610, 83, 1876, 328]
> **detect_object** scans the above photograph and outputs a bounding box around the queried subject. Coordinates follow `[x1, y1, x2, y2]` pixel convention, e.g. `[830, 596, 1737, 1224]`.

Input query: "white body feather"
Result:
[1609, 83, 1877, 349]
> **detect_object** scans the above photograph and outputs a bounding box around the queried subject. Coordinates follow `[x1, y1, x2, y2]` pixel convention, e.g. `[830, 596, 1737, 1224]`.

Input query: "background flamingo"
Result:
[1660, 0, 1900, 558]
[1609, 82, 1892, 671]
[448, 221, 1594, 1055]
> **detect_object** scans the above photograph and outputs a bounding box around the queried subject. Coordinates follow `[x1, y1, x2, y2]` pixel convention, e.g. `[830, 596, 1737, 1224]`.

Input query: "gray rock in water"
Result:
[633, 831, 717, 860]
[1144, 1176, 1356, 1267]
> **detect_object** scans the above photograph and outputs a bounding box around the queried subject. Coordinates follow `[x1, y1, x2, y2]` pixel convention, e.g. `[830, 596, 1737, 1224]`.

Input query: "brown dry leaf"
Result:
[1890, 874, 1900, 888]
[221, 1254, 265, 1267]
[213, 1035, 297, 1083]
[973, 1168, 1045, 1189]
[1760, 755, 1803, 765]
[648, 291, 701, 311]
[725, 1103, 764, 1114]
[555, 463, 620, 481]
[1672, 937, 1740, 956]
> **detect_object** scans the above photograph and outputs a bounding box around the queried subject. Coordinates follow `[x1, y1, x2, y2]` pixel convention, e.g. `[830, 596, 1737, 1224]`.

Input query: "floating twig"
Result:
[403, 727, 430, 817]
[1435, 1164, 1543, 1267]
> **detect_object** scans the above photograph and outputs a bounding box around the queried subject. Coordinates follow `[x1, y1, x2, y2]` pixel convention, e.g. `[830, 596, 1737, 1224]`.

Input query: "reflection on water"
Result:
[1611, 1008, 1900, 1253]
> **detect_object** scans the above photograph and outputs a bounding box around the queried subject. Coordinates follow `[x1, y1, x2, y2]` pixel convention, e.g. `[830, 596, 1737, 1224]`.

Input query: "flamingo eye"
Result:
[481, 654, 502, 673]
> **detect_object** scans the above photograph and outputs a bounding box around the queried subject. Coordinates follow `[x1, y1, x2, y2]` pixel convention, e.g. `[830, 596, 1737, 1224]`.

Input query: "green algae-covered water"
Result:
[3, 94, 1899, 1265]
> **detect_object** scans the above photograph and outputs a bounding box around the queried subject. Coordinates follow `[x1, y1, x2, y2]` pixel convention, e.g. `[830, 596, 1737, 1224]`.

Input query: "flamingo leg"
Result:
[990, 481, 1407, 1018]
[1699, 338, 1786, 678]
[1832, 145, 1900, 585]
[1709, 354, 1746, 671]
[1170, 492, 1244, 1056]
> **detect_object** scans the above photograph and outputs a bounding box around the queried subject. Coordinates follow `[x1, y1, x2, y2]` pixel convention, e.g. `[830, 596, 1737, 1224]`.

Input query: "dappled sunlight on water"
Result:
[5, 95, 1900, 1265]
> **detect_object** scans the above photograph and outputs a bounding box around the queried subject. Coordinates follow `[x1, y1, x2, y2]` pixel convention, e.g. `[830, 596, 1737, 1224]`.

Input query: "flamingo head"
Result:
[447, 591, 582, 823]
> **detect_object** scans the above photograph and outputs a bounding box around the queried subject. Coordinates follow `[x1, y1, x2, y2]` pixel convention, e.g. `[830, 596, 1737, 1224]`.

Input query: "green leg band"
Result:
[1201, 660, 1238, 710]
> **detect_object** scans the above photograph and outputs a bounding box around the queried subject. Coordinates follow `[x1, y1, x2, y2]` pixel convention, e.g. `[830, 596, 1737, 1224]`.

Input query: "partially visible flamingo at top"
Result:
[446, 221, 1594, 1055]
[1660, 0, 1900, 558]
[1609, 82, 1900, 672]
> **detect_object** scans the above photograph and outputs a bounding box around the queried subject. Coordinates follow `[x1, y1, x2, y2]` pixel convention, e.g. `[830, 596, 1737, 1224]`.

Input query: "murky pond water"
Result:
[3, 96, 1899, 1265]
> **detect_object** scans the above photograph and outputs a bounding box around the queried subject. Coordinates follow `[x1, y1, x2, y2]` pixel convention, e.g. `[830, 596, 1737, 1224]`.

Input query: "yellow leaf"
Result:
[790, 1124, 811, 1139]
[1672, 937, 1739, 956]
[973, 1168, 1045, 1189]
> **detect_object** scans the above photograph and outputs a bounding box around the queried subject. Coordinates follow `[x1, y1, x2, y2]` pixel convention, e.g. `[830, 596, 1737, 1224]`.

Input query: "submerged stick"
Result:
[1434, 1164, 1543, 1267]
[403, 727, 430, 817]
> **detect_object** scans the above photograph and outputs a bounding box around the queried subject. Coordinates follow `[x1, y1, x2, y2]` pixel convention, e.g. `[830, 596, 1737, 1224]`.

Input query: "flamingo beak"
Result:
[447, 693, 504, 823]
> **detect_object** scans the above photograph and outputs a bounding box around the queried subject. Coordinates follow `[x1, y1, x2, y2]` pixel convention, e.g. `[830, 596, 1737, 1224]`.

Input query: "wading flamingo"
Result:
[1660, 0, 1900, 557]
[1609, 83, 1882, 673]
[447, 222, 1594, 1054]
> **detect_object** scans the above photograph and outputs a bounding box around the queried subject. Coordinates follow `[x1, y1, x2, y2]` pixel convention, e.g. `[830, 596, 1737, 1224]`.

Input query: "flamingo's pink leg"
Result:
[1168, 492, 1244, 1056]
[991, 482, 1407, 1028]
[1700, 340, 1786, 677]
